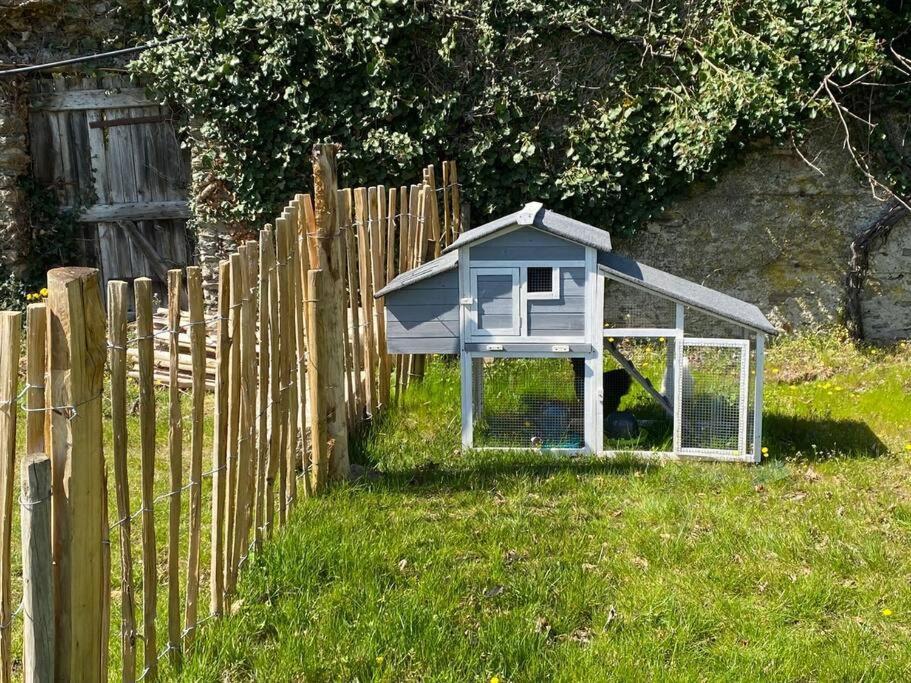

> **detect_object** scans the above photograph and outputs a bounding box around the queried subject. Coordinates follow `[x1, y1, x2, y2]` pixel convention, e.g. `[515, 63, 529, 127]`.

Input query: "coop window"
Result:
[526, 267, 559, 299]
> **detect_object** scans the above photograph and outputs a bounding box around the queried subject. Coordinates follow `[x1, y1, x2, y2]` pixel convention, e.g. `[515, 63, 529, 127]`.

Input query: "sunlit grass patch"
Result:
[179, 332, 911, 681]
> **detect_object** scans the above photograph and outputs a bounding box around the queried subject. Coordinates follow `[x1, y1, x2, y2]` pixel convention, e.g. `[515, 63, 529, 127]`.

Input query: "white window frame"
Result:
[468, 267, 521, 337]
[524, 265, 560, 300]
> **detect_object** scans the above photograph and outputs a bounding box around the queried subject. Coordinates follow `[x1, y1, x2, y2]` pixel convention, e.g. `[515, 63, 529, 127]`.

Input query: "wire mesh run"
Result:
[679, 342, 747, 454]
[684, 305, 750, 339]
[472, 357, 584, 449]
[603, 280, 677, 329]
[601, 337, 674, 452]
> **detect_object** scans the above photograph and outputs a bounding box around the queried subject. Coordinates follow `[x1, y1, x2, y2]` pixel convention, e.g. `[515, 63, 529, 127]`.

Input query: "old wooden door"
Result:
[29, 74, 191, 304]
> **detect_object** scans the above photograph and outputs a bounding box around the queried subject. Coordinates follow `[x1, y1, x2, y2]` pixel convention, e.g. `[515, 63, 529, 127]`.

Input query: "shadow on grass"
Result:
[763, 412, 887, 459]
[350, 424, 654, 493]
[349, 405, 887, 496]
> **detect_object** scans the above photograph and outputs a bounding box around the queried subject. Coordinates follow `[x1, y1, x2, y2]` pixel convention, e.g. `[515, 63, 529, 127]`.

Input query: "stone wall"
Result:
[0, 82, 29, 272]
[860, 218, 911, 340]
[1, 0, 140, 63]
[613, 123, 910, 341]
[0, 0, 142, 276]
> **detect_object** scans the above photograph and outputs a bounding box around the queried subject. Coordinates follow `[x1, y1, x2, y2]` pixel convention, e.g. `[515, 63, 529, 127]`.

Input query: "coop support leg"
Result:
[460, 351, 473, 450]
[584, 351, 602, 454]
[752, 333, 765, 463]
[672, 336, 683, 456]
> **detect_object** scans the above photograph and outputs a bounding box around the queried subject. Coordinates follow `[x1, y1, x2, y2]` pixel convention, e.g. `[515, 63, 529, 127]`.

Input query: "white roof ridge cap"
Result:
[516, 202, 544, 225]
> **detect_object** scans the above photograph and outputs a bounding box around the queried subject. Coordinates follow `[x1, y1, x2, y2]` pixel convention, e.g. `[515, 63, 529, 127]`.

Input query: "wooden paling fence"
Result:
[0, 149, 460, 682]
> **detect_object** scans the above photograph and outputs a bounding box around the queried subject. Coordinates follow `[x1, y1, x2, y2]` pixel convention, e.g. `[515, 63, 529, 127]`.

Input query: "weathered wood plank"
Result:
[86, 110, 112, 205]
[106, 107, 139, 204]
[29, 88, 161, 111]
[77, 201, 190, 222]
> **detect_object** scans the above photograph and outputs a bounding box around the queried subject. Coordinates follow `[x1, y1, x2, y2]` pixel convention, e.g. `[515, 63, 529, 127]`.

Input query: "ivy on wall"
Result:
[135, 0, 911, 234]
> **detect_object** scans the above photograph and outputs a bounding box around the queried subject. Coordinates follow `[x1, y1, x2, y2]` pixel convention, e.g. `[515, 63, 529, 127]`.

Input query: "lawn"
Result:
[175, 332, 911, 681]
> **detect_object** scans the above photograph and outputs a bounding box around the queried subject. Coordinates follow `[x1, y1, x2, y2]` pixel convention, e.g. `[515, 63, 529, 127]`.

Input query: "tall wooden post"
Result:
[209, 261, 230, 617]
[306, 269, 328, 492]
[134, 277, 158, 680]
[341, 189, 365, 421]
[46, 267, 106, 682]
[184, 266, 206, 641]
[166, 270, 183, 665]
[21, 454, 53, 683]
[107, 281, 136, 682]
[311, 144, 350, 481]
[0, 311, 20, 683]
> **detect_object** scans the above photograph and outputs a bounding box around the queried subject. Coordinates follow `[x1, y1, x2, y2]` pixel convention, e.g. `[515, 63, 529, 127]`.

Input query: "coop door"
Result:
[673, 338, 750, 458]
[470, 268, 520, 337]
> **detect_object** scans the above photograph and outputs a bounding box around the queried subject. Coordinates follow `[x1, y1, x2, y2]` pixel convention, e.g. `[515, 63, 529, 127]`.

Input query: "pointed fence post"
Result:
[46, 267, 106, 682]
[311, 144, 350, 482]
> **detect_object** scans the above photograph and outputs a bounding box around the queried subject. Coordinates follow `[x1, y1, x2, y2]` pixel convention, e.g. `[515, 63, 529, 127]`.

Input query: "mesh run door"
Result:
[471, 356, 584, 449]
[674, 338, 749, 458]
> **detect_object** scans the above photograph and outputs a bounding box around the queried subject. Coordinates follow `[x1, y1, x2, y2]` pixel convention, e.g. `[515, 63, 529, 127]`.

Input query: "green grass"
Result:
[169, 332, 911, 680]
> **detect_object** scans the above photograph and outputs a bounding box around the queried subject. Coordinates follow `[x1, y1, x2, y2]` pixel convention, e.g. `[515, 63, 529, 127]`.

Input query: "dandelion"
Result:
[882, 608, 893, 617]
[608, 337, 614, 343]
[658, 336, 665, 342]
[40, 287, 48, 297]
[761, 447, 769, 457]
[376, 655, 384, 665]
[490, 677, 501, 683]
[904, 444, 911, 452]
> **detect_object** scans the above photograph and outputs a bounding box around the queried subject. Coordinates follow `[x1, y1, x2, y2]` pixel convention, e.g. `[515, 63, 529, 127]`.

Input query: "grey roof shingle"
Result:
[374, 249, 458, 298]
[598, 251, 778, 335]
[442, 202, 613, 254]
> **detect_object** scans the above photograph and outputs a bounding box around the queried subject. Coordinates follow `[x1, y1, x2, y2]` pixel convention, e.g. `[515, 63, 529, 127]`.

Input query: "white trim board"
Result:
[469, 267, 521, 337]
[602, 327, 680, 339]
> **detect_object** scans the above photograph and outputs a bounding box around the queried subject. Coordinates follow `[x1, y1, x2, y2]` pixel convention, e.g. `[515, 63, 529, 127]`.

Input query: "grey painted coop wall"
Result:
[385, 268, 460, 353]
[469, 226, 585, 262]
[526, 267, 586, 336]
[470, 226, 588, 339]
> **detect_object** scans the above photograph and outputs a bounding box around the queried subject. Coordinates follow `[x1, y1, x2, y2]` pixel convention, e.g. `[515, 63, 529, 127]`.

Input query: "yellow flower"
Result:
[761, 447, 769, 457]
[904, 444, 911, 452]
[40, 288, 48, 297]
[608, 337, 614, 343]
[490, 677, 501, 683]
[658, 336, 665, 342]
[882, 608, 893, 617]
[376, 655, 384, 664]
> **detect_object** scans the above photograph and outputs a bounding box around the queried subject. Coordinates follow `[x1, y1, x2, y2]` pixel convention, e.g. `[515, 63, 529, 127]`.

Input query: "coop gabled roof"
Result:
[597, 251, 778, 335]
[442, 202, 613, 254]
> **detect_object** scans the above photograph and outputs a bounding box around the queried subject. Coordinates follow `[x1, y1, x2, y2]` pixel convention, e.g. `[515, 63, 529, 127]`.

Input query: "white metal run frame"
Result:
[457, 228, 767, 463]
[673, 337, 751, 460]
